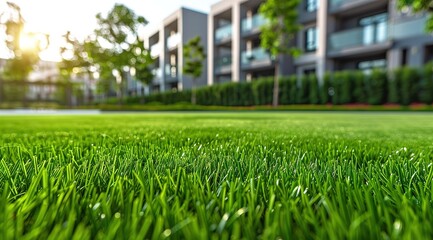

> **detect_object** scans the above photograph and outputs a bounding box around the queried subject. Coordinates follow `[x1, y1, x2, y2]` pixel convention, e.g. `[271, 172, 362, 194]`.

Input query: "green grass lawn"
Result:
[1, 113, 433, 239]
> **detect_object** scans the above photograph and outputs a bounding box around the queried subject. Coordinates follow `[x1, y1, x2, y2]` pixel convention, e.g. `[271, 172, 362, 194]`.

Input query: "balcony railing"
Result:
[165, 64, 178, 80]
[215, 24, 232, 43]
[167, 33, 180, 49]
[330, 0, 352, 7]
[242, 14, 267, 34]
[215, 55, 232, 73]
[150, 43, 161, 57]
[241, 48, 273, 67]
[151, 68, 162, 79]
[329, 0, 369, 10]
[329, 22, 388, 51]
[389, 16, 428, 40]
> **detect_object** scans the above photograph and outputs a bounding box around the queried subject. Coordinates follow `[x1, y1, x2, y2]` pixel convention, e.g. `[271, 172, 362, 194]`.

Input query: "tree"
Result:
[92, 4, 153, 103]
[183, 36, 206, 105]
[259, 0, 301, 107]
[58, 32, 105, 104]
[398, 0, 433, 31]
[0, 2, 49, 80]
[129, 38, 154, 101]
[58, 31, 91, 80]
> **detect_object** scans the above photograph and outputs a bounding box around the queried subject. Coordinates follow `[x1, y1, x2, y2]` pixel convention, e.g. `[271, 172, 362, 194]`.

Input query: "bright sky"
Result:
[0, 0, 219, 61]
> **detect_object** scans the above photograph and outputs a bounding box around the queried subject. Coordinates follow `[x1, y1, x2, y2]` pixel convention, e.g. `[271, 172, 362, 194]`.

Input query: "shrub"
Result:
[320, 73, 331, 104]
[353, 71, 367, 103]
[296, 75, 310, 104]
[332, 72, 341, 105]
[400, 67, 420, 105]
[279, 77, 291, 105]
[339, 71, 353, 104]
[252, 77, 273, 105]
[388, 68, 402, 104]
[366, 69, 387, 105]
[420, 63, 433, 105]
[308, 74, 319, 104]
[289, 76, 298, 104]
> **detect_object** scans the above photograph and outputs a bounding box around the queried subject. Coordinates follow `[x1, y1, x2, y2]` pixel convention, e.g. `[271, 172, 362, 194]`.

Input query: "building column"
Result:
[232, 3, 241, 82]
[160, 26, 166, 92]
[208, 14, 215, 85]
[387, 48, 401, 70]
[178, 14, 184, 91]
[316, 0, 328, 85]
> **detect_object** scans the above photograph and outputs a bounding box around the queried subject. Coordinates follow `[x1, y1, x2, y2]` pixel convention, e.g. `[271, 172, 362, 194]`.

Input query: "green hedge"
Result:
[115, 64, 432, 106]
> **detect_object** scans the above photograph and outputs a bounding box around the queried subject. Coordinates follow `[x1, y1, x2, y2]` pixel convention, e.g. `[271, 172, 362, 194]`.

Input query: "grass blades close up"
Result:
[1, 113, 433, 239]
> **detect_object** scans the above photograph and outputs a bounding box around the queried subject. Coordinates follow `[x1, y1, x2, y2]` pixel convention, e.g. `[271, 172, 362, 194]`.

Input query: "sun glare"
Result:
[19, 33, 37, 51]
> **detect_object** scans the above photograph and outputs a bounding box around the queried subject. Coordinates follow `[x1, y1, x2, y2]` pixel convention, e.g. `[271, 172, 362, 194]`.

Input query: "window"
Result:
[359, 13, 388, 45]
[304, 27, 317, 52]
[306, 0, 318, 12]
[358, 59, 386, 74]
[304, 68, 316, 75]
[401, 48, 408, 66]
[425, 45, 433, 63]
[152, 85, 160, 93]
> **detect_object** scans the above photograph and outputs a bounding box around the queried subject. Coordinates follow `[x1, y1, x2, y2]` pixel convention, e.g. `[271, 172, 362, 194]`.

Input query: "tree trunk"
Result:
[140, 86, 145, 104]
[272, 57, 280, 107]
[191, 78, 197, 105]
[117, 82, 122, 106]
[117, 71, 124, 106]
[0, 79, 3, 103]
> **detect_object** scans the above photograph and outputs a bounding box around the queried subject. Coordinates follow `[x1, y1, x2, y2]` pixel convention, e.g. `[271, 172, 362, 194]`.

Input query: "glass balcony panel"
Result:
[215, 55, 232, 67]
[389, 16, 428, 39]
[241, 48, 272, 66]
[242, 14, 267, 33]
[165, 64, 177, 78]
[167, 33, 180, 49]
[215, 24, 232, 42]
[329, 23, 389, 51]
[330, 0, 344, 7]
[215, 55, 232, 73]
[330, 0, 356, 8]
[151, 68, 162, 79]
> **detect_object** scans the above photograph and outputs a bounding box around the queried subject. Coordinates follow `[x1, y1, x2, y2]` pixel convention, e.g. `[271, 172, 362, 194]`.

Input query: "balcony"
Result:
[150, 43, 161, 57]
[151, 68, 162, 83]
[241, 48, 273, 69]
[242, 14, 267, 35]
[330, 0, 355, 8]
[215, 24, 232, 44]
[165, 64, 178, 82]
[328, 22, 390, 56]
[167, 33, 180, 49]
[215, 55, 232, 74]
[389, 16, 429, 40]
[329, 0, 386, 14]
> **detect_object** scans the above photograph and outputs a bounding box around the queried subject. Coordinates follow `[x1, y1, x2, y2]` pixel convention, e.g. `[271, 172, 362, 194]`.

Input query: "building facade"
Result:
[207, 0, 433, 85]
[143, 7, 208, 94]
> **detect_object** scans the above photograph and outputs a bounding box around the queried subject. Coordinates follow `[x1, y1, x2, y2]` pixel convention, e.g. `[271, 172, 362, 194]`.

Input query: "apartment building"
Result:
[208, 0, 433, 85]
[143, 7, 208, 94]
[208, 0, 292, 85]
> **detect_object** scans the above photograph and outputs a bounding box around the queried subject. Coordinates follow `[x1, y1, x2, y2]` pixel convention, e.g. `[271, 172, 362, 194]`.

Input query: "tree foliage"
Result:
[93, 4, 153, 100]
[183, 36, 206, 105]
[259, 0, 300, 57]
[58, 31, 92, 80]
[0, 2, 49, 80]
[398, 0, 433, 31]
[259, 0, 300, 106]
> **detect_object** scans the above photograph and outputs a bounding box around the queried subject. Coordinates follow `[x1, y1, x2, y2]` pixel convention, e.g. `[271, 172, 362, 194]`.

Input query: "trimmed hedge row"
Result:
[124, 64, 433, 106]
